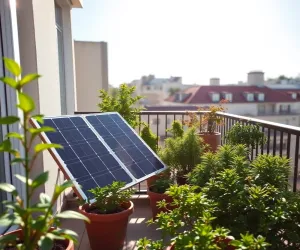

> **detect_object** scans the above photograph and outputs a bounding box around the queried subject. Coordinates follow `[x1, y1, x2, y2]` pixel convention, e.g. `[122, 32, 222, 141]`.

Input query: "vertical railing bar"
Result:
[261, 127, 265, 155]
[156, 113, 159, 149]
[165, 114, 167, 139]
[279, 131, 284, 157]
[147, 114, 150, 125]
[287, 133, 291, 159]
[293, 135, 299, 192]
[273, 129, 277, 156]
[267, 128, 271, 154]
[138, 114, 141, 133]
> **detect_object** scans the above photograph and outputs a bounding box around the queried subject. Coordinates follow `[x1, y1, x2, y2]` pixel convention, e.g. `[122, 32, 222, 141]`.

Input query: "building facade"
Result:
[0, 0, 83, 234]
[74, 41, 109, 112]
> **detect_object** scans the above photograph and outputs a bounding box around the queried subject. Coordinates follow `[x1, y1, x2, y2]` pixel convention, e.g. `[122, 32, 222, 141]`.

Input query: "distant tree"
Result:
[168, 87, 180, 96]
[98, 83, 144, 128]
[108, 86, 118, 97]
[278, 75, 289, 81]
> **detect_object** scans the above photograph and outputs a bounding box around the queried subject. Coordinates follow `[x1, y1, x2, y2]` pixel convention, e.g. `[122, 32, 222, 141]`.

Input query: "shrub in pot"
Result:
[225, 123, 266, 158]
[185, 100, 228, 152]
[79, 181, 134, 250]
[137, 185, 269, 250]
[159, 122, 205, 184]
[0, 58, 89, 250]
[147, 178, 174, 219]
[200, 153, 300, 249]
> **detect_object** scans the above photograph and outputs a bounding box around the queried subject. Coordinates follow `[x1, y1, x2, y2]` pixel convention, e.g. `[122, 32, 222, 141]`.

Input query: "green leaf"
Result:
[0, 116, 19, 125]
[0, 231, 18, 245]
[3, 57, 21, 77]
[30, 126, 56, 141]
[55, 210, 90, 222]
[32, 172, 49, 189]
[38, 236, 54, 250]
[6, 132, 23, 140]
[54, 180, 74, 198]
[0, 139, 12, 152]
[51, 229, 78, 244]
[19, 73, 41, 87]
[0, 76, 18, 88]
[0, 183, 18, 195]
[11, 158, 25, 165]
[18, 92, 35, 113]
[40, 193, 51, 204]
[32, 114, 44, 124]
[15, 174, 32, 186]
[35, 143, 62, 153]
[0, 213, 22, 226]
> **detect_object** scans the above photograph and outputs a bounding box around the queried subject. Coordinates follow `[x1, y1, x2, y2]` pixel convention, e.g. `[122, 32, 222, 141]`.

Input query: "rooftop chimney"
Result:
[247, 71, 264, 86]
[210, 78, 220, 86]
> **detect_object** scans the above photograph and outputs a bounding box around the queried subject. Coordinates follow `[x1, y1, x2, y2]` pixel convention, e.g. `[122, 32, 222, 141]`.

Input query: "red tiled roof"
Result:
[165, 85, 298, 104]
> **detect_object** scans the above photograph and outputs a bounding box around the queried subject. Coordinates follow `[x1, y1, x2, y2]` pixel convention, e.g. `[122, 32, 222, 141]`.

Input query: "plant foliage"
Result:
[88, 181, 134, 214]
[0, 58, 89, 250]
[98, 83, 143, 128]
[140, 124, 158, 153]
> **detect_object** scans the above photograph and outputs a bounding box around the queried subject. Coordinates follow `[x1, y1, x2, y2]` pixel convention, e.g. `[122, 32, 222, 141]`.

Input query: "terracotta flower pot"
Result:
[146, 171, 171, 188]
[1, 228, 74, 250]
[199, 132, 221, 152]
[147, 188, 174, 219]
[79, 201, 134, 250]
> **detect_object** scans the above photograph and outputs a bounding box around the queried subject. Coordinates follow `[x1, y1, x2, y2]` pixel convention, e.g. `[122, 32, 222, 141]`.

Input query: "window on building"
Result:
[152, 118, 160, 125]
[55, 4, 67, 114]
[280, 104, 290, 112]
[246, 93, 254, 102]
[291, 93, 297, 99]
[211, 93, 220, 102]
[257, 93, 265, 101]
[224, 93, 232, 102]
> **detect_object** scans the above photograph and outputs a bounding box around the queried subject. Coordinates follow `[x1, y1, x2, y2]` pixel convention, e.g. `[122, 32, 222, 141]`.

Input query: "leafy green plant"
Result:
[188, 144, 249, 187]
[137, 185, 269, 250]
[159, 127, 204, 179]
[149, 178, 172, 194]
[166, 120, 184, 138]
[140, 124, 159, 153]
[98, 83, 143, 128]
[87, 181, 134, 214]
[225, 123, 266, 150]
[0, 58, 89, 250]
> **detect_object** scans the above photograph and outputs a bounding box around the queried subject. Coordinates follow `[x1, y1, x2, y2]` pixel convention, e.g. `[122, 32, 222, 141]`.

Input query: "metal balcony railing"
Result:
[75, 111, 300, 193]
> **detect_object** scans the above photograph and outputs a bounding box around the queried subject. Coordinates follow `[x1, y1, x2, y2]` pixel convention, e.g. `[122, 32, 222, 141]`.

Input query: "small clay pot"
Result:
[79, 201, 134, 250]
[199, 132, 221, 152]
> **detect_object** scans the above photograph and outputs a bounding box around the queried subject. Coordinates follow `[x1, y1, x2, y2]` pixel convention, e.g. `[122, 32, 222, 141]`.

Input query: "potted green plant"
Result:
[0, 58, 89, 250]
[185, 100, 228, 152]
[225, 123, 266, 154]
[79, 181, 134, 250]
[137, 185, 269, 250]
[159, 122, 205, 185]
[147, 177, 174, 219]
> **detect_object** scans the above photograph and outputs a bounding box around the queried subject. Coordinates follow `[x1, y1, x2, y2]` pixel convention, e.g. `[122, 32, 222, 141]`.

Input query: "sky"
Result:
[72, 0, 300, 87]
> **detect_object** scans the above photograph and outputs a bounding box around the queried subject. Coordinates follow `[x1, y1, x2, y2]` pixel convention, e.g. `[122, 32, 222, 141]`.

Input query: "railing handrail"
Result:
[74, 110, 300, 135]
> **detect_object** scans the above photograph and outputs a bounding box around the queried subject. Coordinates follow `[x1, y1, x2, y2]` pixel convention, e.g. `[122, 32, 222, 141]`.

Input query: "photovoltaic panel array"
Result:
[31, 113, 167, 200]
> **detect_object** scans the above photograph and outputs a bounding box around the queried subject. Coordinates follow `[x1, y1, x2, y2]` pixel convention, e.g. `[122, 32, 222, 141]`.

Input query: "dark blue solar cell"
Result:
[94, 172, 116, 187]
[135, 159, 157, 175]
[112, 168, 132, 183]
[57, 146, 77, 162]
[96, 115, 114, 125]
[93, 125, 111, 138]
[68, 161, 90, 178]
[114, 135, 133, 147]
[124, 146, 145, 162]
[46, 132, 67, 145]
[71, 143, 95, 158]
[114, 149, 133, 164]
[139, 145, 154, 157]
[53, 118, 74, 130]
[105, 124, 124, 136]
[147, 156, 165, 170]
[125, 161, 145, 179]
[85, 116, 100, 125]
[117, 122, 134, 133]
[76, 176, 98, 198]
[70, 117, 87, 127]
[80, 127, 98, 140]
[109, 114, 123, 123]
[82, 157, 109, 175]
[43, 119, 57, 129]
[89, 141, 109, 155]
[105, 137, 123, 151]
[60, 129, 85, 143]
[100, 154, 120, 168]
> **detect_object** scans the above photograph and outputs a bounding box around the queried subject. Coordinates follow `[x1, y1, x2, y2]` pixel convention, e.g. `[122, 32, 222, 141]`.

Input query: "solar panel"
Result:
[30, 113, 167, 200]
